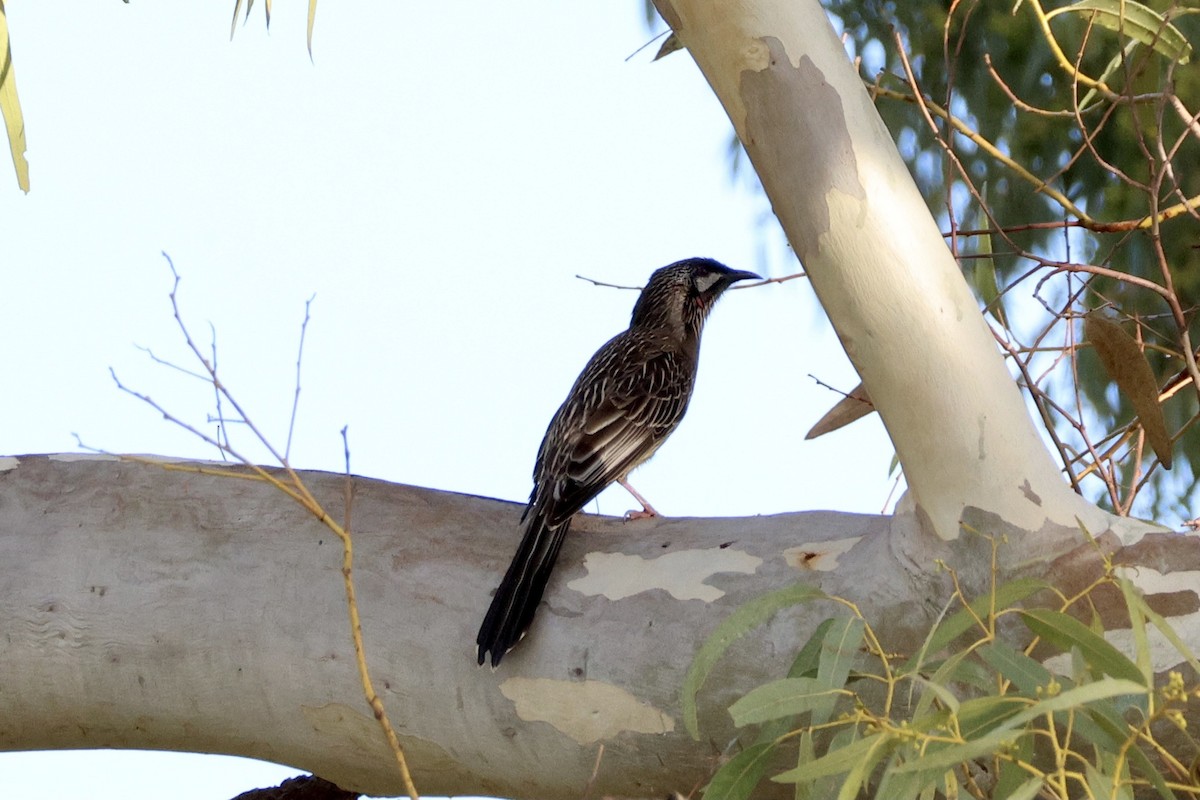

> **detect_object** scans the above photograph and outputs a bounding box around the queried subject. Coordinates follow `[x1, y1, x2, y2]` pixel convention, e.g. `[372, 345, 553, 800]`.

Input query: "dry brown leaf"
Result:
[654, 33, 683, 61]
[1084, 312, 1173, 469]
[805, 381, 874, 440]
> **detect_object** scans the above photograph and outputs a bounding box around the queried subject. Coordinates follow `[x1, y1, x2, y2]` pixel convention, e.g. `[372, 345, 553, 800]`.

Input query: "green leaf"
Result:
[789, 617, 836, 678]
[901, 577, 1050, 674]
[1005, 777, 1048, 800]
[837, 735, 895, 800]
[729, 677, 844, 727]
[872, 751, 939, 800]
[793, 731, 841, 800]
[812, 615, 865, 726]
[1081, 705, 1177, 799]
[994, 736, 1038, 799]
[891, 679, 1147, 776]
[970, 184, 1008, 328]
[955, 695, 1028, 740]
[1130, 583, 1200, 675]
[910, 672, 961, 716]
[1086, 760, 1133, 800]
[772, 731, 878, 783]
[702, 742, 776, 800]
[1047, 0, 1193, 64]
[1019, 609, 1147, 685]
[1116, 576, 1153, 687]
[977, 641, 1052, 695]
[682, 583, 828, 739]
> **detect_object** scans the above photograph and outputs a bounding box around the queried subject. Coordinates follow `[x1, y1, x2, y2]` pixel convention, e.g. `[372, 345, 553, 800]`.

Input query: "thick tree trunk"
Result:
[1, 455, 1195, 799]
[653, 0, 1107, 540]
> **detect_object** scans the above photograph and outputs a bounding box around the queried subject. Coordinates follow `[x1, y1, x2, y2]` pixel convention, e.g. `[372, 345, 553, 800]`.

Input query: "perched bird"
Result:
[476, 257, 760, 667]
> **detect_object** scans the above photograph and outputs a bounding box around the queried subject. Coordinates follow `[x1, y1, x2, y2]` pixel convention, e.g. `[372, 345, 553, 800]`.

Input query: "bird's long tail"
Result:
[476, 514, 570, 667]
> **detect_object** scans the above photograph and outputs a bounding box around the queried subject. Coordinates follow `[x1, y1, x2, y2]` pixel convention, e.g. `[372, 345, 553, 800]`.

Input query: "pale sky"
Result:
[0, 3, 894, 798]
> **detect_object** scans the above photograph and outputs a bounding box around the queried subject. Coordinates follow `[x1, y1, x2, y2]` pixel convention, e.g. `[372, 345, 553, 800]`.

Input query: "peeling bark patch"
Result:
[783, 536, 862, 572]
[0, 457, 17, 472]
[739, 37, 865, 265]
[1115, 532, 1200, 573]
[1019, 479, 1042, 506]
[566, 548, 762, 602]
[499, 677, 674, 745]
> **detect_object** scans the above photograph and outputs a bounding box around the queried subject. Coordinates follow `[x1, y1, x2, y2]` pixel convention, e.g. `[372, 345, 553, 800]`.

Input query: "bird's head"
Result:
[630, 257, 760, 340]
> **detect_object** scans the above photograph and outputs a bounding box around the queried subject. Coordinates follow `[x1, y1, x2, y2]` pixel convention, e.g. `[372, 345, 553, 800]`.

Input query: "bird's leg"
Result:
[618, 478, 659, 521]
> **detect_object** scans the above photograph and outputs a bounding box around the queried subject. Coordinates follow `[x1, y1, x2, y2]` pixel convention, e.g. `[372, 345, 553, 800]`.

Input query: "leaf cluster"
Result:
[684, 549, 1200, 799]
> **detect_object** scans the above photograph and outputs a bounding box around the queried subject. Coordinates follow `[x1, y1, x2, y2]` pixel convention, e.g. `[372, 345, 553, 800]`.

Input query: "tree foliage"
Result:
[646, 0, 1200, 520]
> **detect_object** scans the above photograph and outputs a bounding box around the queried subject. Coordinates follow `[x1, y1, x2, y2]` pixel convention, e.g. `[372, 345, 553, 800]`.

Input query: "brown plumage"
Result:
[476, 257, 759, 667]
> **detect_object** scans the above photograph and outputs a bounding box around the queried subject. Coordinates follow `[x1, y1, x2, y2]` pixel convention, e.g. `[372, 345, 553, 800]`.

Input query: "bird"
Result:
[476, 257, 760, 667]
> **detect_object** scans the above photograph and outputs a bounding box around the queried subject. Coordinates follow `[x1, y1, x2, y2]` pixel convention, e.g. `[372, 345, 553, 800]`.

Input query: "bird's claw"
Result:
[623, 507, 658, 522]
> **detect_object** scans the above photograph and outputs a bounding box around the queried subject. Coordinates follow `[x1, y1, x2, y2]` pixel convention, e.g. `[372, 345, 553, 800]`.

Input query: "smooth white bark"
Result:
[654, 0, 1107, 540]
[8, 455, 1192, 798]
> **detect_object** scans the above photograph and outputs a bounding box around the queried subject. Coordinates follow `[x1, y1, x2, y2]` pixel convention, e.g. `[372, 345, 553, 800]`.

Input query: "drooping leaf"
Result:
[0, 0, 29, 192]
[772, 732, 879, 784]
[977, 641, 1052, 695]
[1019, 608, 1147, 685]
[837, 734, 896, 800]
[1047, 0, 1193, 64]
[900, 577, 1051, 674]
[702, 742, 777, 800]
[970, 183, 1008, 327]
[1084, 312, 1173, 468]
[994, 737, 1039, 800]
[789, 617, 836, 678]
[811, 616, 864, 726]
[1081, 703, 1177, 799]
[682, 583, 828, 739]
[1086, 760, 1134, 800]
[890, 679, 1147, 776]
[307, 0, 318, 58]
[1115, 576, 1153, 686]
[1004, 777, 1049, 800]
[729, 677, 845, 727]
[1124, 577, 1200, 674]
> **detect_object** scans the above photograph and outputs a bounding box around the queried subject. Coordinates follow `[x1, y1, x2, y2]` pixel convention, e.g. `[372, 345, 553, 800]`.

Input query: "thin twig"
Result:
[112, 255, 420, 799]
[286, 295, 316, 462]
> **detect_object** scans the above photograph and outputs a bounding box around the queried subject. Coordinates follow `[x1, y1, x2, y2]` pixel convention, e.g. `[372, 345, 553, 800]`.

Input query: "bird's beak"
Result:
[724, 269, 762, 286]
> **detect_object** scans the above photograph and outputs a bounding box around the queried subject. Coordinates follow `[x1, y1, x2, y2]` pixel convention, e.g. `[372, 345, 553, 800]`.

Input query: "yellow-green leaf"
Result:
[307, 0, 318, 58]
[0, 0, 29, 193]
[1048, 0, 1193, 64]
[1084, 312, 1173, 468]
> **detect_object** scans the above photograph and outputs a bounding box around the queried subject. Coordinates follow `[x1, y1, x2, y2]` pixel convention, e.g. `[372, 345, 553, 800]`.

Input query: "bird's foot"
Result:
[618, 477, 660, 522]
[623, 506, 659, 522]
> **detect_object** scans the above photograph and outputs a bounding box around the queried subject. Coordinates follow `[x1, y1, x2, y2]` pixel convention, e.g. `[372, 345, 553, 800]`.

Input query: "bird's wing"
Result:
[543, 348, 692, 524]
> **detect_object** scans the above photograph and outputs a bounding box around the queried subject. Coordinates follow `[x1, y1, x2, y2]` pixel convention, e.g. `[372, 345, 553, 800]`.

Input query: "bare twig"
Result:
[286, 295, 316, 462]
[111, 254, 420, 800]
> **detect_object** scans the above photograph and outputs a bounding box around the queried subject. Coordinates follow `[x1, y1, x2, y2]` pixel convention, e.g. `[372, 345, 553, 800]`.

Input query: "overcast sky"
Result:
[0, 3, 895, 798]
